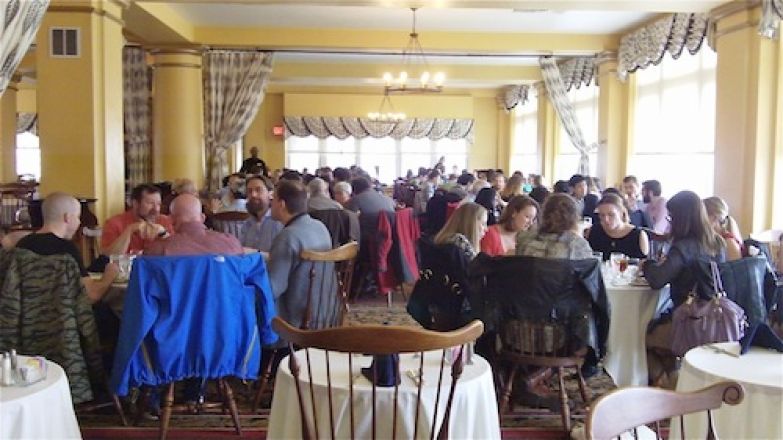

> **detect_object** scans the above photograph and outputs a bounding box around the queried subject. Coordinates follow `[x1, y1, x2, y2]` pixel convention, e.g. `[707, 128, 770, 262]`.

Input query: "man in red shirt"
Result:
[144, 194, 243, 256]
[101, 184, 173, 255]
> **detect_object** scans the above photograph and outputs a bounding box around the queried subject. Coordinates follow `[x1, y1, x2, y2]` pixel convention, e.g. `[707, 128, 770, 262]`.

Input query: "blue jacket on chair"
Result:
[110, 253, 277, 396]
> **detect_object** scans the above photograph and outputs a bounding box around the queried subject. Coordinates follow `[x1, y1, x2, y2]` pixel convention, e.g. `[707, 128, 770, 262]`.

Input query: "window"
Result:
[628, 49, 717, 198]
[556, 83, 599, 179]
[16, 132, 41, 180]
[510, 92, 539, 175]
[286, 135, 468, 184]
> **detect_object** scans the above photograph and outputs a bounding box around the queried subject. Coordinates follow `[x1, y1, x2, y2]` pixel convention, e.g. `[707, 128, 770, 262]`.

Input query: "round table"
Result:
[603, 282, 669, 386]
[0, 358, 82, 439]
[267, 349, 501, 439]
[672, 342, 783, 440]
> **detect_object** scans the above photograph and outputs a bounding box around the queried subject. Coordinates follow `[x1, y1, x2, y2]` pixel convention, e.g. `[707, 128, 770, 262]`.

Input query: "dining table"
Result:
[0, 357, 82, 439]
[267, 348, 501, 439]
[671, 342, 783, 440]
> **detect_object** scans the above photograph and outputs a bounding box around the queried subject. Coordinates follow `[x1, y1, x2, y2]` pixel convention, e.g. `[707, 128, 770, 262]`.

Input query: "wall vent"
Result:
[50, 27, 80, 58]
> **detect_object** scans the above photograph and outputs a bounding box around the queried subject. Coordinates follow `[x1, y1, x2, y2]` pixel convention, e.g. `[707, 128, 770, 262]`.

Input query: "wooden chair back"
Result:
[300, 241, 359, 328]
[210, 211, 250, 240]
[272, 317, 484, 440]
[585, 382, 744, 440]
[0, 183, 36, 229]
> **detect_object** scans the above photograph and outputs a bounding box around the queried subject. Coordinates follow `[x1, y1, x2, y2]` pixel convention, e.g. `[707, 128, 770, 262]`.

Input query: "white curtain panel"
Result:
[123, 47, 152, 188]
[284, 116, 474, 143]
[0, 0, 48, 96]
[498, 85, 530, 112]
[559, 57, 597, 91]
[15, 112, 36, 135]
[759, 0, 783, 39]
[539, 56, 597, 175]
[203, 50, 273, 190]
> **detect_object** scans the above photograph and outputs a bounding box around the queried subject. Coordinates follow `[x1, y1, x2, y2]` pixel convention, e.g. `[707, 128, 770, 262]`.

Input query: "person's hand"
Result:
[140, 222, 166, 240]
[102, 261, 120, 282]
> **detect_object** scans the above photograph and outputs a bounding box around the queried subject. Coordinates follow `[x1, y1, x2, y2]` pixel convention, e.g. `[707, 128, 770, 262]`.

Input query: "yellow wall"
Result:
[16, 87, 36, 113]
[0, 82, 17, 182]
[244, 92, 284, 170]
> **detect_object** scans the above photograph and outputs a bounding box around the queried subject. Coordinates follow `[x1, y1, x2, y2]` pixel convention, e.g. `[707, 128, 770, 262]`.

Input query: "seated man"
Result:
[16, 192, 118, 302]
[268, 180, 333, 329]
[217, 173, 247, 212]
[102, 184, 173, 255]
[307, 177, 343, 211]
[145, 194, 244, 256]
[241, 175, 283, 253]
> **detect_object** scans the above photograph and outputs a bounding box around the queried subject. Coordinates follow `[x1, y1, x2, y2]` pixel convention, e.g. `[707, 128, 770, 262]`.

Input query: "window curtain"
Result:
[759, 0, 783, 39]
[617, 13, 709, 80]
[123, 47, 151, 189]
[203, 50, 273, 190]
[284, 116, 474, 143]
[0, 0, 48, 96]
[16, 112, 36, 135]
[539, 56, 597, 175]
[498, 85, 530, 112]
[559, 56, 597, 91]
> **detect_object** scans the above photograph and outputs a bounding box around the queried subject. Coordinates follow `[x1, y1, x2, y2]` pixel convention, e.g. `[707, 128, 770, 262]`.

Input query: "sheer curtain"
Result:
[123, 47, 152, 188]
[555, 84, 599, 179]
[0, 0, 48, 96]
[203, 51, 274, 190]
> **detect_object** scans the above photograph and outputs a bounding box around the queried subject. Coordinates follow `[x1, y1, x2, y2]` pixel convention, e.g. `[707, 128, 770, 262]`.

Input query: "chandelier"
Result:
[367, 90, 405, 122]
[382, 8, 445, 94]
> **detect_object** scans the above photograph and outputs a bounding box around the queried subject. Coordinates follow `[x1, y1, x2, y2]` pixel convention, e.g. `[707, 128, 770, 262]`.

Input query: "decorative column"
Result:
[36, 0, 128, 222]
[0, 75, 19, 182]
[597, 56, 632, 188]
[536, 83, 559, 184]
[150, 49, 205, 185]
[712, 3, 782, 234]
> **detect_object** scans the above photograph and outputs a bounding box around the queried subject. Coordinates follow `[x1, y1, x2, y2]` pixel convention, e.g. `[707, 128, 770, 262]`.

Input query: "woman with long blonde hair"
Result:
[434, 202, 488, 259]
[703, 196, 742, 261]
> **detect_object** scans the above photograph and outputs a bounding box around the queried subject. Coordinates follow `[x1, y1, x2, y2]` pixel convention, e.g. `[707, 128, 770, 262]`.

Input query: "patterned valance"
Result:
[498, 85, 530, 112]
[559, 57, 597, 91]
[284, 116, 475, 143]
[618, 13, 710, 80]
[16, 112, 36, 135]
[759, 0, 783, 39]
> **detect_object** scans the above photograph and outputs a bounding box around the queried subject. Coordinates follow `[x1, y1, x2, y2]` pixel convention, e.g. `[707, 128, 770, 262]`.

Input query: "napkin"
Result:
[361, 354, 400, 387]
[739, 323, 783, 354]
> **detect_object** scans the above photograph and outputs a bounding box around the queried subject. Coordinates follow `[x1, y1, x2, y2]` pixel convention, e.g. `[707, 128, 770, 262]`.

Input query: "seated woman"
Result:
[703, 196, 742, 261]
[481, 195, 539, 256]
[587, 193, 649, 261]
[500, 174, 525, 202]
[516, 193, 593, 259]
[644, 191, 726, 307]
[474, 187, 500, 226]
[433, 202, 488, 260]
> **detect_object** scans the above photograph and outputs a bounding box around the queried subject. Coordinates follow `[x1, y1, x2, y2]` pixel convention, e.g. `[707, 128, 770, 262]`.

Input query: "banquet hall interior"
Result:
[0, 0, 782, 439]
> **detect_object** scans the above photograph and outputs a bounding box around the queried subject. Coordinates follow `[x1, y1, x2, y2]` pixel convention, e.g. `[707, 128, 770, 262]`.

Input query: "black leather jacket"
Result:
[467, 255, 610, 359]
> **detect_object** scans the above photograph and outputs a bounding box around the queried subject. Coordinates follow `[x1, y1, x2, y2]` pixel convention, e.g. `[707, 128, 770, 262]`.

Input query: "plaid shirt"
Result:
[516, 230, 593, 260]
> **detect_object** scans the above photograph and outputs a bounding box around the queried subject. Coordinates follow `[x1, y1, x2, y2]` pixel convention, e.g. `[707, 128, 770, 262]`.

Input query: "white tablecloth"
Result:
[0, 358, 82, 439]
[268, 349, 501, 439]
[672, 342, 783, 440]
[603, 283, 669, 386]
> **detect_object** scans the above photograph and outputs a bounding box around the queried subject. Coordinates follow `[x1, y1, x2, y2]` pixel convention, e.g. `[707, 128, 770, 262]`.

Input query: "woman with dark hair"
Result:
[587, 193, 649, 261]
[643, 190, 726, 307]
[515, 193, 593, 259]
[474, 187, 500, 226]
[481, 195, 539, 255]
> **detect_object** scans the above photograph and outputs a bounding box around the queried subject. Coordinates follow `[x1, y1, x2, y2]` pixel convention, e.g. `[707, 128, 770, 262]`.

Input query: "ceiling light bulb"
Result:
[420, 71, 430, 86]
[383, 72, 392, 86]
[399, 71, 408, 85]
[434, 72, 445, 86]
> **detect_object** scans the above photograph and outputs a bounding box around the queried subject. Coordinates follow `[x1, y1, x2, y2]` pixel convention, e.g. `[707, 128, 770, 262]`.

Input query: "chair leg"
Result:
[159, 383, 175, 440]
[220, 379, 243, 436]
[556, 367, 571, 433]
[252, 350, 277, 412]
[112, 394, 128, 426]
[576, 367, 591, 404]
[499, 364, 519, 414]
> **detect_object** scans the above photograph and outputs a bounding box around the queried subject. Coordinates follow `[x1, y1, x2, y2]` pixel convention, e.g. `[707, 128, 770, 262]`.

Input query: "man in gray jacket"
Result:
[268, 180, 334, 330]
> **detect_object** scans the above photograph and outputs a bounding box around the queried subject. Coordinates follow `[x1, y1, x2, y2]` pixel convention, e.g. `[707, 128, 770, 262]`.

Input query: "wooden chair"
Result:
[272, 317, 485, 440]
[251, 241, 359, 412]
[77, 226, 102, 268]
[585, 381, 745, 440]
[209, 211, 250, 240]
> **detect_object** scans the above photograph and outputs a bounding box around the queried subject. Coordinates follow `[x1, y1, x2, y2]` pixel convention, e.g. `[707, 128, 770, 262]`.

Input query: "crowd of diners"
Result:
[1, 146, 777, 415]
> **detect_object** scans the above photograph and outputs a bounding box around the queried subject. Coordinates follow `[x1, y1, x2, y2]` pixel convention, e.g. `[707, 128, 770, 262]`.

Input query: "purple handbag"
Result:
[671, 261, 748, 356]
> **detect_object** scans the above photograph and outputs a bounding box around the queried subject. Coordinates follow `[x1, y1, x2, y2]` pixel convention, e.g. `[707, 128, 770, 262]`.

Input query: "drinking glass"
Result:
[609, 252, 625, 283]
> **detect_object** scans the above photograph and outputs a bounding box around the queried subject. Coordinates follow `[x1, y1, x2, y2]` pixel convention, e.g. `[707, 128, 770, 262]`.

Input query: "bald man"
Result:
[144, 194, 244, 256]
[15, 192, 119, 302]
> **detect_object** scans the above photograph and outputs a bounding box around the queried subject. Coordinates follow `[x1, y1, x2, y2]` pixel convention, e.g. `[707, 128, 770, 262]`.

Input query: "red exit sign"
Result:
[272, 125, 284, 136]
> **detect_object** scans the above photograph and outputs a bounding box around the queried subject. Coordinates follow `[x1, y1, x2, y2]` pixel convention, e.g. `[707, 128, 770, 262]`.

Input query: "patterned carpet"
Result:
[80, 296, 616, 439]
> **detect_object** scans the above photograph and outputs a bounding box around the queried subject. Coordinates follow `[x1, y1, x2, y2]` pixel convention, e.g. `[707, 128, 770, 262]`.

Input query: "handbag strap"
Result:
[710, 260, 725, 297]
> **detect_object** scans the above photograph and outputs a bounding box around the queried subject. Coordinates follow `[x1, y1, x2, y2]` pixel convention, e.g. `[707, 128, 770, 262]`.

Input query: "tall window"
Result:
[628, 49, 717, 198]
[16, 132, 41, 180]
[510, 93, 539, 175]
[286, 136, 468, 184]
[556, 83, 599, 179]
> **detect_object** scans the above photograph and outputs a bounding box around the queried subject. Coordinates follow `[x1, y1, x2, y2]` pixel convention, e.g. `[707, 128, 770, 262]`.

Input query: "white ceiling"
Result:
[162, 3, 656, 34]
